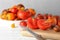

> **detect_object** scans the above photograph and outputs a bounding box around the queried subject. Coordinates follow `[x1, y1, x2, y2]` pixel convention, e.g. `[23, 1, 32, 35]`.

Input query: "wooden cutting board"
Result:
[20, 29, 60, 40]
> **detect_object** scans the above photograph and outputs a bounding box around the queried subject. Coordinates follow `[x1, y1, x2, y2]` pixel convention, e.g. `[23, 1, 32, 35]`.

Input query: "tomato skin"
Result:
[43, 14, 48, 19]
[58, 20, 60, 27]
[54, 15, 60, 20]
[9, 8, 18, 14]
[25, 8, 36, 16]
[17, 4, 25, 10]
[37, 19, 51, 30]
[27, 17, 38, 29]
[46, 16, 57, 26]
[17, 11, 31, 20]
[54, 15, 60, 25]
[36, 14, 44, 19]
[20, 21, 27, 26]
[7, 13, 16, 20]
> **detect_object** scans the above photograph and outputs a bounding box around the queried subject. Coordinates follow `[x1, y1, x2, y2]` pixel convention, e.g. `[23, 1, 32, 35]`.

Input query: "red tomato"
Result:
[43, 14, 52, 19]
[37, 19, 51, 30]
[17, 11, 31, 20]
[25, 8, 36, 16]
[27, 17, 38, 29]
[20, 21, 27, 26]
[36, 14, 44, 19]
[43, 14, 48, 19]
[9, 8, 18, 13]
[58, 20, 60, 27]
[54, 15, 60, 20]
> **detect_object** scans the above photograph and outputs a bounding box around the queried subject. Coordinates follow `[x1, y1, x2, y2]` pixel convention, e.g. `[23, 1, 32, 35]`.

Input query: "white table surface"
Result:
[0, 19, 36, 40]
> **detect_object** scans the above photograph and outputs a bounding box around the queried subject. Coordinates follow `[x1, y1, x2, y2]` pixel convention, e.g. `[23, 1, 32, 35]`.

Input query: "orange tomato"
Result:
[7, 13, 16, 20]
[11, 23, 15, 28]
[1, 14, 7, 20]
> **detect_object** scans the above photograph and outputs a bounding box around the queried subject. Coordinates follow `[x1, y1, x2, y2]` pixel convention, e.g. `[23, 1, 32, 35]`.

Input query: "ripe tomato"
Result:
[20, 21, 27, 26]
[11, 23, 15, 28]
[2, 9, 9, 14]
[37, 19, 51, 30]
[58, 20, 60, 27]
[25, 8, 35, 16]
[46, 16, 57, 25]
[9, 8, 18, 14]
[17, 10, 31, 20]
[1, 14, 7, 20]
[7, 13, 16, 20]
[26, 8, 36, 16]
[27, 17, 38, 29]
[53, 15, 59, 25]
[43, 14, 48, 19]
[36, 14, 44, 19]
[54, 15, 60, 24]
[17, 4, 25, 10]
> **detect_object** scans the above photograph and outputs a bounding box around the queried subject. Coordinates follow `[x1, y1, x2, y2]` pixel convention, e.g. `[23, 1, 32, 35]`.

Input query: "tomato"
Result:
[54, 15, 60, 24]
[54, 15, 60, 19]
[46, 16, 57, 25]
[11, 23, 15, 28]
[27, 17, 38, 29]
[17, 10, 31, 20]
[25, 8, 36, 16]
[1, 14, 7, 20]
[7, 13, 16, 20]
[2, 9, 9, 14]
[53, 25, 60, 32]
[17, 4, 25, 10]
[43, 14, 48, 19]
[20, 21, 27, 26]
[37, 19, 51, 30]
[9, 8, 18, 14]
[44, 14, 52, 19]
[58, 20, 60, 27]
[12, 4, 25, 11]
[36, 14, 44, 19]
[53, 15, 60, 25]
[25, 8, 35, 16]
